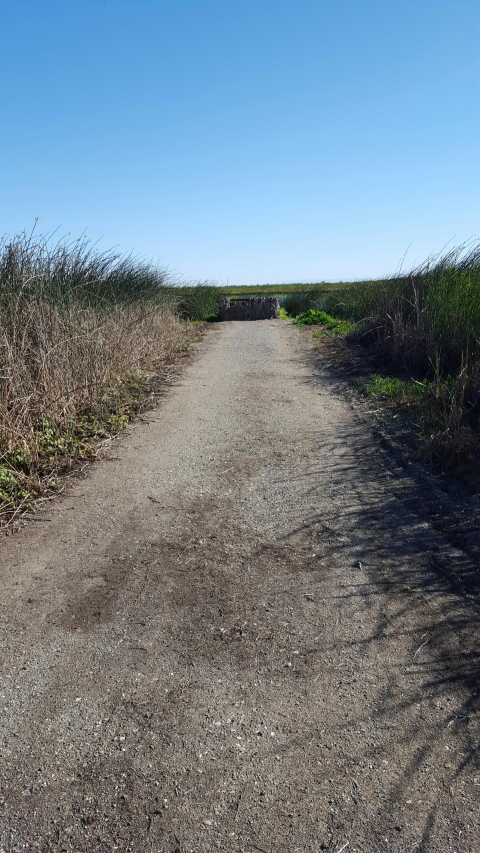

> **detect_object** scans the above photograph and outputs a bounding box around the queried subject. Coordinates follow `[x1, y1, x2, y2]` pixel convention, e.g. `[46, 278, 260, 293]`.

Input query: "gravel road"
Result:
[0, 320, 478, 853]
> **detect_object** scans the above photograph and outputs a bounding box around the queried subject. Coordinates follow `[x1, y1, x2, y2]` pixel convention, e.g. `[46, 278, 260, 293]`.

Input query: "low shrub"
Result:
[295, 309, 353, 335]
[295, 309, 333, 326]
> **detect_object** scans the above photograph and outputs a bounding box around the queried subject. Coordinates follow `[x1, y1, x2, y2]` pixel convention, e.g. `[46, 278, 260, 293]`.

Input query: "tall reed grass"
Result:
[318, 243, 480, 374]
[0, 230, 215, 510]
[171, 282, 223, 321]
[317, 243, 480, 463]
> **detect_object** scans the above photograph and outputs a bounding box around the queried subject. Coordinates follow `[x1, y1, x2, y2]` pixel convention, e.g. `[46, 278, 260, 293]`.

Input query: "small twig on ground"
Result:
[2, 496, 32, 531]
[36, 486, 66, 502]
[413, 639, 430, 660]
[335, 843, 349, 853]
[447, 715, 469, 726]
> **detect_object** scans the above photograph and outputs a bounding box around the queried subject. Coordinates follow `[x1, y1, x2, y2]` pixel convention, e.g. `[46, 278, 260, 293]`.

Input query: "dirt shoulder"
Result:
[304, 328, 480, 584]
[0, 321, 478, 852]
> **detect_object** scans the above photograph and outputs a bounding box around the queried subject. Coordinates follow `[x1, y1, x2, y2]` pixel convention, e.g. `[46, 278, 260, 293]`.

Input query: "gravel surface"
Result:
[0, 320, 478, 852]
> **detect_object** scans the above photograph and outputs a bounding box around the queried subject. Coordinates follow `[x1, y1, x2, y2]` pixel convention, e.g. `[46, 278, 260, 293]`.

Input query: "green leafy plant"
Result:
[0, 467, 28, 502]
[295, 309, 334, 327]
[295, 309, 353, 334]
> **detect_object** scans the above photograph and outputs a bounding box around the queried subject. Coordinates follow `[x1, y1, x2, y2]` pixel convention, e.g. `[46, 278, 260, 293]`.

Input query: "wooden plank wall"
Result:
[220, 297, 279, 321]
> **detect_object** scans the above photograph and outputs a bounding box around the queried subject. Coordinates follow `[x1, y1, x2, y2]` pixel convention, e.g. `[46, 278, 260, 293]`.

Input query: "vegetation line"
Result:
[2, 229, 478, 525]
[281, 242, 480, 467]
[0, 230, 219, 526]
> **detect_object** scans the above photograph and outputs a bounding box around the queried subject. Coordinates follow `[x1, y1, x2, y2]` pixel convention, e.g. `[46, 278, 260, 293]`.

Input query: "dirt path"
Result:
[0, 321, 478, 853]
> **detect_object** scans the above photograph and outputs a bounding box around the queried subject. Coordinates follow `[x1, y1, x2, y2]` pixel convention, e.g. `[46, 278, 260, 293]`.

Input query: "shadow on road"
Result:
[276, 342, 480, 849]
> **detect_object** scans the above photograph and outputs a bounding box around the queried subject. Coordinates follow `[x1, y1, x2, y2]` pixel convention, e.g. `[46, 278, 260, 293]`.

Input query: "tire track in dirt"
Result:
[0, 321, 478, 852]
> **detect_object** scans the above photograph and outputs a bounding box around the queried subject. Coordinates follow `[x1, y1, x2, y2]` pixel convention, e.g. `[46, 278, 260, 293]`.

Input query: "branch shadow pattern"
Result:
[269, 344, 480, 849]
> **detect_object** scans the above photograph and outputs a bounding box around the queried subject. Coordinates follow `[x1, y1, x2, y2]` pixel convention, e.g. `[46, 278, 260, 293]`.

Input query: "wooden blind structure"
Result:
[220, 297, 279, 321]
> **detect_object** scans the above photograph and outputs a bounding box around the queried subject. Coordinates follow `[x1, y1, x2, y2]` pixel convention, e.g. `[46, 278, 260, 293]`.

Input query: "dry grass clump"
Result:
[0, 230, 199, 517]
[1, 301, 189, 454]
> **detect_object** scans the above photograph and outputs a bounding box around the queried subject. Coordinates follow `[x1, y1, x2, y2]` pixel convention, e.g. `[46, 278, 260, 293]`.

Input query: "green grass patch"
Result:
[365, 375, 426, 405]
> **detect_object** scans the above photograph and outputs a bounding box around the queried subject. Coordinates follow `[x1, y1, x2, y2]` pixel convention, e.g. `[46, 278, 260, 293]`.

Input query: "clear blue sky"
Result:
[1, 0, 478, 284]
